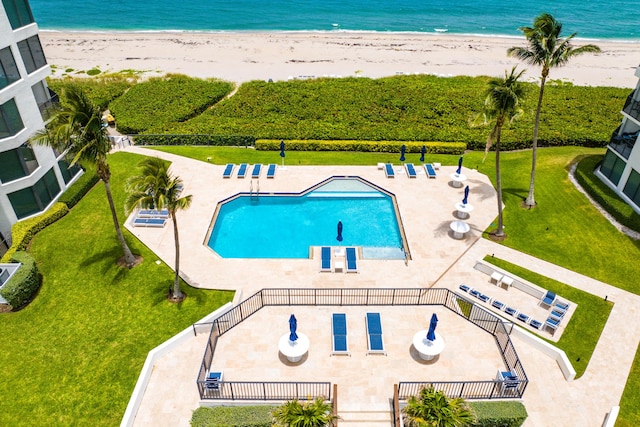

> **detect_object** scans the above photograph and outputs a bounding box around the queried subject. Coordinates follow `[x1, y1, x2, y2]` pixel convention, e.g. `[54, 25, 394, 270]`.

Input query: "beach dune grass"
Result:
[0, 152, 233, 427]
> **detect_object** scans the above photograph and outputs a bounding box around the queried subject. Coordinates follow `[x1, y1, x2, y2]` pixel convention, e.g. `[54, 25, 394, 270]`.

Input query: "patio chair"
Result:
[404, 163, 417, 178]
[384, 163, 395, 178]
[237, 163, 248, 178]
[504, 306, 517, 317]
[470, 289, 481, 298]
[331, 313, 350, 356]
[251, 164, 262, 179]
[205, 371, 223, 392]
[320, 246, 331, 272]
[424, 163, 437, 178]
[133, 217, 166, 228]
[478, 293, 490, 303]
[540, 290, 556, 308]
[550, 308, 566, 320]
[458, 283, 471, 293]
[545, 315, 561, 334]
[554, 301, 570, 313]
[366, 312, 386, 355]
[516, 313, 530, 323]
[496, 370, 519, 395]
[529, 319, 543, 329]
[137, 208, 169, 218]
[492, 300, 505, 310]
[345, 247, 358, 273]
[222, 163, 234, 178]
[266, 163, 277, 178]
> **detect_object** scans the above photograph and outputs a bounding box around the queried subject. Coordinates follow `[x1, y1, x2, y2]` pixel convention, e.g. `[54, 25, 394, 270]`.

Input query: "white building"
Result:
[597, 66, 640, 214]
[0, 0, 81, 255]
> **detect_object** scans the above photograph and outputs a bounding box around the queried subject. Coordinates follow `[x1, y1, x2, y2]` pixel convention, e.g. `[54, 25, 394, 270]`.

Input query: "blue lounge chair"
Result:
[384, 163, 395, 178]
[529, 319, 543, 329]
[492, 300, 505, 310]
[137, 208, 169, 218]
[205, 371, 223, 392]
[459, 284, 471, 293]
[496, 370, 519, 395]
[470, 289, 481, 298]
[505, 307, 517, 316]
[133, 217, 166, 228]
[478, 293, 490, 303]
[366, 312, 386, 355]
[554, 301, 570, 312]
[545, 315, 561, 333]
[550, 309, 565, 320]
[540, 290, 556, 308]
[320, 247, 331, 272]
[222, 163, 234, 178]
[404, 163, 417, 178]
[425, 163, 437, 178]
[237, 163, 248, 178]
[516, 313, 530, 323]
[266, 164, 276, 178]
[251, 164, 262, 179]
[331, 313, 350, 355]
[345, 247, 358, 273]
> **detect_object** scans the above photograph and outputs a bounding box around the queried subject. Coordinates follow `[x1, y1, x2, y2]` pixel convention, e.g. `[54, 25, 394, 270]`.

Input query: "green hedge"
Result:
[0, 203, 69, 263]
[57, 169, 100, 209]
[134, 134, 255, 147]
[470, 401, 528, 427]
[47, 74, 137, 110]
[0, 251, 41, 309]
[191, 405, 275, 427]
[109, 74, 234, 134]
[256, 139, 466, 154]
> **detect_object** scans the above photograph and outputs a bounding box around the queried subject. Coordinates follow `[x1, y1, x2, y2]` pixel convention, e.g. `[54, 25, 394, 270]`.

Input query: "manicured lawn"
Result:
[0, 152, 233, 427]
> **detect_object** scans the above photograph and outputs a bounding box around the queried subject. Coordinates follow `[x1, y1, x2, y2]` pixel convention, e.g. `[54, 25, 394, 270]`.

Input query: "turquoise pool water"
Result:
[207, 178, 404, 259]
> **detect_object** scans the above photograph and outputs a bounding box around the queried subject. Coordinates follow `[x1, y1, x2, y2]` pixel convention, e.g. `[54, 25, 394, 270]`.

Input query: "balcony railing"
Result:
[609, 129, 638, 159]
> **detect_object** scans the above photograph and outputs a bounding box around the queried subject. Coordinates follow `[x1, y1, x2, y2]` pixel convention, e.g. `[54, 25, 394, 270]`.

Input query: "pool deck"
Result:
[121, 147, 640, 427]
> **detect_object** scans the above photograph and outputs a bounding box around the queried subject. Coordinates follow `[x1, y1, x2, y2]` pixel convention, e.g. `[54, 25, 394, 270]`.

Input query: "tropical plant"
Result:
[30, 85, 137, 267]
[125, 157, 192, 301]
[507, 13, 601, 207]
[476, 66, 526, 237]
[403, 386, 476, 427]
[271, 397, 338, 427]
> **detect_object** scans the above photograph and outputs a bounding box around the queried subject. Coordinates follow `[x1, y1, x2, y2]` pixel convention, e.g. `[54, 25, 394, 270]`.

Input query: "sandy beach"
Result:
[40, 31, 640, 87]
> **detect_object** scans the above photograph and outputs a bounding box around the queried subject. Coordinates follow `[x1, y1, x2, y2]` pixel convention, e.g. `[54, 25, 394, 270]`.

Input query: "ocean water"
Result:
[30, 0, 639, 40]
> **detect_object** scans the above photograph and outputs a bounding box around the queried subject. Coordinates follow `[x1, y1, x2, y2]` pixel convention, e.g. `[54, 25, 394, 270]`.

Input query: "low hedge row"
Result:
[134, 134, 255, 147]
[0, 251, 41, 309]
[470, 400, 528, 427]
[1, 203, 69, 263]
[57, 169, 100, 209]
[190, 405, 275, 427]
[256, 139, 466, 154]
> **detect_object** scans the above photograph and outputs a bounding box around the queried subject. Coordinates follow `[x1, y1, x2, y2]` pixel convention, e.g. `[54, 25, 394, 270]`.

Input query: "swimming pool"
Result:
[206, 177, 407, 259]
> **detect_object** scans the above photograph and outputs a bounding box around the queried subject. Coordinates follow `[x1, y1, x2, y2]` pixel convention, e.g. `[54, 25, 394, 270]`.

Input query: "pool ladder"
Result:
[250, 179, 260, 200]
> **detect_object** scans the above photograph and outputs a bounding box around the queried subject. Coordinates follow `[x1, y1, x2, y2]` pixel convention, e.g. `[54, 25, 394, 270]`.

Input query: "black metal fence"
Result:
[197, 287, 528, 400]
[397, 379, 526, 401]
[197, 381, 332, 401]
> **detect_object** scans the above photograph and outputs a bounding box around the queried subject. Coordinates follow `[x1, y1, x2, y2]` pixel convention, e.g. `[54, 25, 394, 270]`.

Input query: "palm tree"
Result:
[125, 157, 192, 301]
[30, 85, 137, 267]
[508, 13, 600, 207]
[272, 397, 338, 427]
[403, 386, 476, 427]
[479, 66, 526, 237]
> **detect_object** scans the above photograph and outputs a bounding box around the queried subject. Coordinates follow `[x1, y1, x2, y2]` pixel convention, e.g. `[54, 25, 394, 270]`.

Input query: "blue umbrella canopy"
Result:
[400, 144, 406, 162]
[420, 145, 426, 163]
[456, 156, 463, 175]
[462, 185, 470, 205]
[289, 314, 298, 342]
[337, 220, 343, 242]
[426, 313, 438, 341]
[280, 140, 285, 158]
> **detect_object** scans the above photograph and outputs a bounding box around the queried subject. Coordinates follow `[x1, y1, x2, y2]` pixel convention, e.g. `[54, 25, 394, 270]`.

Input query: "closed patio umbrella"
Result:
[337, 220, 343, 242]
[456, 156, 463, 175]
[400, 145, 406, 163]
[289, 314, 298, 342]
[420, 145, 426, 163]
[427, 313, 438, 341]
[462, 185, 470, 205]
[280, 140, 285, 167]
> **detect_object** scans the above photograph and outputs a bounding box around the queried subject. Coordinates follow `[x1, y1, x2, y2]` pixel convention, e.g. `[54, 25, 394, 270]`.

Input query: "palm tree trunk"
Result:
[495, 124, 505, 237]
[526, 74, 547, 207]
[171, 211, 184, 300]
[103, 179, 137, 267]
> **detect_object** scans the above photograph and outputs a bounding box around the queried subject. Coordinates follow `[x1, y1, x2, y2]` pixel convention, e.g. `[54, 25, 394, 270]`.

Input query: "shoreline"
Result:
[40, 31, 640, 88]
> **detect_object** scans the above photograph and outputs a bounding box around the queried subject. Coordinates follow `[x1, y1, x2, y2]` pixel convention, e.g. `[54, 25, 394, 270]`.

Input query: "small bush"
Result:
[0, 203, 69, 263]
[191, 405, 275, 427]
[134, 134, 254, 147]
[0, 251, 41, 310]
[256, 139, 466, 154]
[470, 400, 528, 427]
[57, 168, 100, 209]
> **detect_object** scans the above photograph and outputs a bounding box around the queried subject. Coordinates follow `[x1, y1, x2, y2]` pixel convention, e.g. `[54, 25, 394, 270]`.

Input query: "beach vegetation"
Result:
[508, 13, 601, 208]
[272, 398, 338, 427]
[125, 158, 193, 301]
[403, 386, 476, 427]
[86, 67, 101, 76]
[475, 66, 527, 237]
[48, 73, 137, 110]
[108, 74, 233, 134]
[30, 85, 138, 267]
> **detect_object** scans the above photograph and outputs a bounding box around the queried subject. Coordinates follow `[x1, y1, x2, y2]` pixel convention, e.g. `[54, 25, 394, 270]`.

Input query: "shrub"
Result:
[0, 251, 41, 310]
[256, 139, 466, 154]
[134, 134, 254, 147]
[57, 168, 100, 209]
[469, 400, 528, 427]
[47, 74, 137, 110]
[0, 203, 69, 263]
[191, 405, 275, 427]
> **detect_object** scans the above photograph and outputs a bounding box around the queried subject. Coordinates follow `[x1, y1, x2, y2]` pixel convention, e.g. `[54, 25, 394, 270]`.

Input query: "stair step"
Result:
[338, 410, 394, 424]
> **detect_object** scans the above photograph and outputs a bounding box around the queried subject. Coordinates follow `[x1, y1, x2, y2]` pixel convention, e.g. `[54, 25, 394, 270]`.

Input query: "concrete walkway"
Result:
[120, 147, 640, 427]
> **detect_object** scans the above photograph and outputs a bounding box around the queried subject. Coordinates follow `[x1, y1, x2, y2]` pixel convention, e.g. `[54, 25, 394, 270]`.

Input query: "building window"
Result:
[57, 158, 82, 184]
[17, 35, 46, 74]
[623, 169, 640, 208]
[0, 98, 24, 139]
[600, 149, 626, 186]
[32, 80, 56, 120]
[1, 0, 34, 30]
[0, 46, 21, 89]
[7, 168, 61, 219]
[0, 144, 39, 183]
